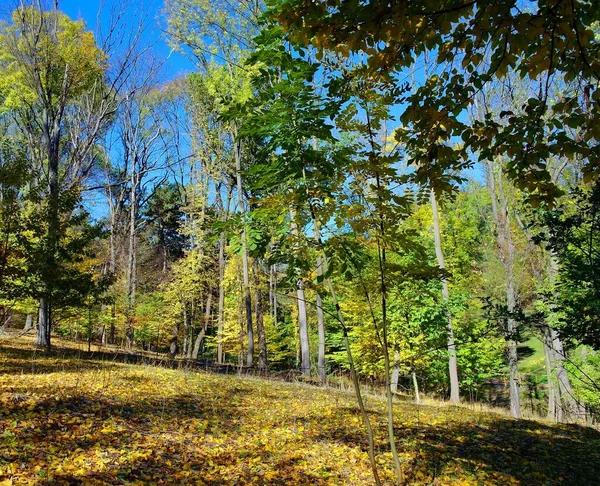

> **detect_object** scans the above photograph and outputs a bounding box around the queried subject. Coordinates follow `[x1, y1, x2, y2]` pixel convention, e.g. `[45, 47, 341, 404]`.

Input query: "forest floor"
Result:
[1, 337, 599, 485]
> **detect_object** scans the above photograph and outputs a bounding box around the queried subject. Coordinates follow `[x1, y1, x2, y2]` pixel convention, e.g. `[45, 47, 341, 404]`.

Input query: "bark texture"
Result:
[430, 189, 460, 404]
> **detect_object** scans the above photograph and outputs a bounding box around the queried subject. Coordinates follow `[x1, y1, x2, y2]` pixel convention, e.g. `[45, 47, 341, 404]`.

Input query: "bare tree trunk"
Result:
[238, 273, 245, 367]
[289, 209, 310, 377]
[271, 264, 278, 324]
[506, 274, 521, 419]
[296, 278, 310, 377]
[192, 293, 212, 360]
[315, 284, 326, 382]
[233, 135, 253, 366]
[217, 232, 226, 364]
[182, 303, 189, 356]
[546, 254, 584, 421]
[215, 183, 232, 364]
[125, 166, 137, 349]
[316, 252, 326, 382]
[108, 208, 118, 345]
[187, 298, 195, 359]
[430, 189, 460, 404]
[390, 349, 400, 393]
[38, 130, 60, 352]
[551, 326, 585, 420]
[269, 262, 275, 316]
[169, 322, 179, 359]
[542, 325, 559, 420]
[36, 298, 49, 350]
[377, 234, 403, 486]
[487, 159, 521, 418]
[254, 260, 268, 370]
[23, 313, 33, 332]
[412, 371, 421, 405]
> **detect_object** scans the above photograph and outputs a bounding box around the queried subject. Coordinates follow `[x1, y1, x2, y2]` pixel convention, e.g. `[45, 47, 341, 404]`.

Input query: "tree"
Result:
[0, 6, 108, 350]
[144, 183, 185, 274]
[274, 0, 600, 203]
[544, 182, 600, 350]
[430, 190, 460, 403]
[0, 2, 147, 350]
[166, 0, 262, 367]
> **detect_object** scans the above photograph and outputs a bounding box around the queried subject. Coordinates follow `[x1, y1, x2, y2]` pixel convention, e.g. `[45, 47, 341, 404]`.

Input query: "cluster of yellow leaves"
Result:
[0, 8, 105, 114]
[1, 336, 599, 485]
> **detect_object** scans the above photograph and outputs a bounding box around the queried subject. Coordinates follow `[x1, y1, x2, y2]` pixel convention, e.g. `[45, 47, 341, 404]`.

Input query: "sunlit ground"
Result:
[1, 336, 599, 485]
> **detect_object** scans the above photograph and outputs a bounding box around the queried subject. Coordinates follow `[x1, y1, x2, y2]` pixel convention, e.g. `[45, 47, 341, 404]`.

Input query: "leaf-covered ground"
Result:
[1, 338, 599, 485]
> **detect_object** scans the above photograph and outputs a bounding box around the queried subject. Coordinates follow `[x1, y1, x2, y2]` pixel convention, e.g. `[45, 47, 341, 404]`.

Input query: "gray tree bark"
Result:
[296, 277, 310, 377]
[390, 349, 400, 393]
[270, 264, 278, 324]
[430, 189, 460, 404]
[36, 298, 49, 348]
[233, 135, 253, 366]
[192, 293, 212, 360]
[486, 160, 521, 418]
[217, 232, 226, 364]
[182, 303, 189, 357]
[125, 166, 137, 349]
[542, 325, 559, 420]
[412, 371, 421, 405]
[216, 184, 232, 364]
[23, 313, 34, 332]
[289, 209, 310, 377]
[314, 224, 326, 382]
[254, 260, 268, 370]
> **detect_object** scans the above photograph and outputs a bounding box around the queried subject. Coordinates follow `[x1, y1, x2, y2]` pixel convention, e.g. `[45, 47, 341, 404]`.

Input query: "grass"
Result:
[1, 336, 599, 485]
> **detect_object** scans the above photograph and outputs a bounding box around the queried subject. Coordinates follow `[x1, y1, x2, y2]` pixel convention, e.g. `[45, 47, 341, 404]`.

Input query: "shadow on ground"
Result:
[1, 339, 600, 485]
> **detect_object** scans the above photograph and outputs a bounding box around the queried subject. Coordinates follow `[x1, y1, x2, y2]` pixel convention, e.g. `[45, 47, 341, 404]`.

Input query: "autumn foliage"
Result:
[1, 336, 599, 485]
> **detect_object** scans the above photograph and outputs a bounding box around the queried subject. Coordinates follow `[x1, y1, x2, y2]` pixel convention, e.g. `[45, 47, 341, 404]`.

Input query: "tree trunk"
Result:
[328, 278, 381, 484]
[217, 232, 226, 364]
[315, 287, 326, 382]
[289, 209, 310, 377]
[169, 323, 178, 360]
[36, 297, 50, 350]
[233, 135, 253, 367]
[271, 264, 278, 324]
[23, 313, 34, 332]
[296, 278, 310, 376]
[390, 349, 400, 393]
[192, 293, 212, 360]
[310, 202, 326, 382]
[182, 303, 189, 356]
[126, 168, 137, 349]
[506, 286, 521, 418]
[238, 275, 245, 367]
[253, 260, 268, 370]
[542, 325, 559, 420]
[546, 254, 584, 421]
[108, 209, 117, 345]
[316, 254, 326, 382]
[187, 298, 195, 359]
[39, 109, 61, 352]
[487, 159, 521, 418]
[412, 371, 421, 404]
[551, 326, 585, 420]
[430, 189, 460, 404]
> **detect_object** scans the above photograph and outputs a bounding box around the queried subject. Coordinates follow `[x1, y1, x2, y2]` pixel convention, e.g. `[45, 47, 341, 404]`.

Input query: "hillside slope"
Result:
[1, 337, 599, 485]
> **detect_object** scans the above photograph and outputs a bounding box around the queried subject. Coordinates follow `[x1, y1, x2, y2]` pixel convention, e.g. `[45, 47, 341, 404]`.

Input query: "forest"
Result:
[1, 0, 600, 484]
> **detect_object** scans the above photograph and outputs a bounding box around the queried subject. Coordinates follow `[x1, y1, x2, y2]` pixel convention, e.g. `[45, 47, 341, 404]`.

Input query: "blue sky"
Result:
[58, 0, 195, 81]
[52, 0, 197, 220]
